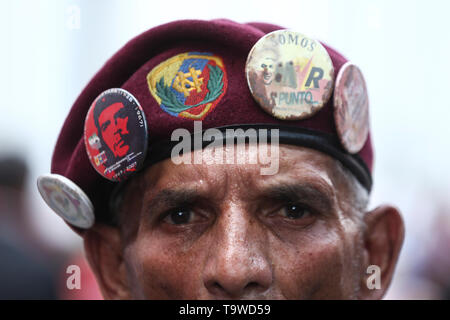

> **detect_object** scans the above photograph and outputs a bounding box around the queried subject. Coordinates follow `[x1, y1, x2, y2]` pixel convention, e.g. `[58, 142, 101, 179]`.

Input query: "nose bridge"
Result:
[225, 205, 260, 260]
[203, 203, 272, 297]
[113, 116, 122, 133]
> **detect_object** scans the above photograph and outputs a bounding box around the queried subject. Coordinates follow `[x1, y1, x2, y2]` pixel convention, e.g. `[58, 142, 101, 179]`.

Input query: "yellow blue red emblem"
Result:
[147, 52, 228, 120]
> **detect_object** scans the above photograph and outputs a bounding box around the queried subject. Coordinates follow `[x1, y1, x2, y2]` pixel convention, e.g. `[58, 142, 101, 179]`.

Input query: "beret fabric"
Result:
[51, 19, 373, 227]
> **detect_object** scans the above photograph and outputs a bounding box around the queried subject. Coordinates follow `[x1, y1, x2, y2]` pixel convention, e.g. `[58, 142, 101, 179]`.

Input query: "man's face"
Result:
[115, 145, 369, 299]
[260, 57, 275, 85]
[98, 102, 130, 158]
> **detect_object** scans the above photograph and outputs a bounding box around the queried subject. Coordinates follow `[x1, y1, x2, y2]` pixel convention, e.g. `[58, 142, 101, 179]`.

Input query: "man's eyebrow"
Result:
[114, 108, 127, 119]
[259, 183, 336, 214]
[145, 188, 200, 214]
[101, 119, 110, 129]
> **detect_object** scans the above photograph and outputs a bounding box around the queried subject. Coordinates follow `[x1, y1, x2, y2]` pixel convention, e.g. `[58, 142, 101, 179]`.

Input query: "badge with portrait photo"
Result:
[246, 30, 334, 120]
[84, 88, 148, 182]
[333, 62, 370, 154]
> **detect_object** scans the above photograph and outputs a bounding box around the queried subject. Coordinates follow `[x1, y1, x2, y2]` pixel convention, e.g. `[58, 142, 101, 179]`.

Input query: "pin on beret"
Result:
[37, 19, 373, 234]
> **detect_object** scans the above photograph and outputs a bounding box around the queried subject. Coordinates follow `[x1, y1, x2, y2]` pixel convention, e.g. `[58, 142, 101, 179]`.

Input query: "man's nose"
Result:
[113, 121, 124, 136]
[202, 207, 273, 298]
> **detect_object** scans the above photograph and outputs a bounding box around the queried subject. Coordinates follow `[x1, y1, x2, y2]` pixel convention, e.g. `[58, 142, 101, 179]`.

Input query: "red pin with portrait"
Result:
[84, 88, 148, 181]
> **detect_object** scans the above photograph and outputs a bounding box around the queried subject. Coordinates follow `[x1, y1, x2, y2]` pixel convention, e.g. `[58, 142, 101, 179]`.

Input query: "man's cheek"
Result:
[127, 238, 200, 299]
[272, 236, 346, 299]
[103, 130, 114, 148]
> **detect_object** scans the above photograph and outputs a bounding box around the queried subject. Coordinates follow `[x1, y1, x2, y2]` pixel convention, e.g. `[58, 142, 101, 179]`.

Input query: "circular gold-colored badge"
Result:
[246, 30, 334, 120]
[334, 62, 370, 154]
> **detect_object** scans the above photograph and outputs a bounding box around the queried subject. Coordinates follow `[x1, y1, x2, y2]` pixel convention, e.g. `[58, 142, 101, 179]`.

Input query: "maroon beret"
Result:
[50, 19, 373, 228]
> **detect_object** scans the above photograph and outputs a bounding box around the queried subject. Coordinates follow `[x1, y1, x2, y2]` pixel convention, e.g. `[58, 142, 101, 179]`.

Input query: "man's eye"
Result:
[115, 110, 127, 119]
[280, 203, 312, 220]
[101, 120, 110, 132]
[163, 208, 193, 225]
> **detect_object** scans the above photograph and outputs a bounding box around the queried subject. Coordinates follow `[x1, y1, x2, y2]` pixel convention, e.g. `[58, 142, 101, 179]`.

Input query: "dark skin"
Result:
[84, 145, 404, 299]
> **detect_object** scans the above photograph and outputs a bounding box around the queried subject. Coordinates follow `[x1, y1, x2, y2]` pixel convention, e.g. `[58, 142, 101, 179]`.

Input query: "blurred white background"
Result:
[0, 0, 449, 299]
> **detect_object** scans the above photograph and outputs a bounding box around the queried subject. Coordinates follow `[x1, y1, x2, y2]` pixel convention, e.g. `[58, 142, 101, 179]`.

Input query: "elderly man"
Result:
[38, 19, 404, 300]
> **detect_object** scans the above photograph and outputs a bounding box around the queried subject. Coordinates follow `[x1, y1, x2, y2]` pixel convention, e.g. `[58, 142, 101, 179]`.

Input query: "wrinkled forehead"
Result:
[132, 144, 343, 199]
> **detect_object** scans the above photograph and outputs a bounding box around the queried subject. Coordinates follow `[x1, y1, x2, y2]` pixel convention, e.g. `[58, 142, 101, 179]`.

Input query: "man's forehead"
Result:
[138, 145, 339, 195]
[99, 102, 124, 119]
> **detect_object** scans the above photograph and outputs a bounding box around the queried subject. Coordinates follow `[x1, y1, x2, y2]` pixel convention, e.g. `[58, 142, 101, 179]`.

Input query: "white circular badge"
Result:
[37, 174, 95, 229]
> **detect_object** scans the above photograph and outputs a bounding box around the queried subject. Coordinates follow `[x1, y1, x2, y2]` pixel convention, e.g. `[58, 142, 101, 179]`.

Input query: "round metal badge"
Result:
[333, 62, 369, 154]
[37, 174, 94, 229]
[246, 30, 334, 120]
[84, 88, 148, 182]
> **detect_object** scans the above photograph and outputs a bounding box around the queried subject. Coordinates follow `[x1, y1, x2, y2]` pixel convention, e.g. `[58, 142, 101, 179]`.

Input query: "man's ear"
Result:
[359, 205, 405, 299]
[83, 224, 131, 300]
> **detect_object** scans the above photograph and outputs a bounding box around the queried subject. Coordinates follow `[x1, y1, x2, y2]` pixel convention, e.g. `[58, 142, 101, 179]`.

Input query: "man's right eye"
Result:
[163, 208, 194, 225]
[101, 120, 110, 132]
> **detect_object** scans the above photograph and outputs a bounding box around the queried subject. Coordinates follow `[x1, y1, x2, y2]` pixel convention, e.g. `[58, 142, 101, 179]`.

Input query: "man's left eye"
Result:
[101, 121, 110, 132]
[280, 203, 312, 220]
[116, 110, 128, 119]
[163, 208, 197, 225]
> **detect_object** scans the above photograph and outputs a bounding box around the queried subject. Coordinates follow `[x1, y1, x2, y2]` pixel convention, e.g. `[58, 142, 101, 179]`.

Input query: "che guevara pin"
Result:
[84, 88, 148, 182]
